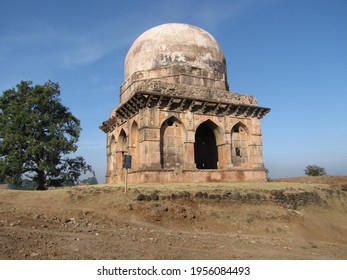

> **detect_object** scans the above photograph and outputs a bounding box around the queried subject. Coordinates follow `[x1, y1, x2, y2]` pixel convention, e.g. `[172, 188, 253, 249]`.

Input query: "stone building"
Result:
[100, 23, 270, 183]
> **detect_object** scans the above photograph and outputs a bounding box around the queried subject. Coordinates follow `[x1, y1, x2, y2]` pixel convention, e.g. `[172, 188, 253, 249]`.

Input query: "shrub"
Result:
[304, 165, 327, 176]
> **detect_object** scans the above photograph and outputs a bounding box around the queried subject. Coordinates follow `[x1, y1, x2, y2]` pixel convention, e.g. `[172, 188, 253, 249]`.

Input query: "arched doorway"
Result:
[160, 117, 185, 169]
[194, 121, 218, 169]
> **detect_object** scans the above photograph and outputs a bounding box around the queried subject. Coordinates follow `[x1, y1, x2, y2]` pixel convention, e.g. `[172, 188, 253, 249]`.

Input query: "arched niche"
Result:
[160, 116, 185, 169]
[117, 129, 127, 152]
[231, 122, 249, 166]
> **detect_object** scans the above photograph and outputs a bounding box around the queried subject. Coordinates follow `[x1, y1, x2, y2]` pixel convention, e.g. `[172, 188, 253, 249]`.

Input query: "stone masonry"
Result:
[100, 23, 270, 183]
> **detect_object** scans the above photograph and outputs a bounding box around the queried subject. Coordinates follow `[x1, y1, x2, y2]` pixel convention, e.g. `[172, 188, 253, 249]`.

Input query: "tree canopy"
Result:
[304, 165, 327, 176]
[0, 80, 94, 190]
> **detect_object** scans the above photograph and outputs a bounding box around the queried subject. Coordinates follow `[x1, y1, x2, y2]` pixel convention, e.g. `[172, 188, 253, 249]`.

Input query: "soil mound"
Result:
[1, 177, 346, 259]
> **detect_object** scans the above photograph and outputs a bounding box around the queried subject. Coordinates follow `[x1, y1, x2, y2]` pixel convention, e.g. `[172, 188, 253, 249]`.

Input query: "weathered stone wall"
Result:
[120, 67, 228, 102]
[131, 187, 326, 211]
[120, 79, 255, 106]
[126, 169, 267, 184]
[105, 104, 266, 184]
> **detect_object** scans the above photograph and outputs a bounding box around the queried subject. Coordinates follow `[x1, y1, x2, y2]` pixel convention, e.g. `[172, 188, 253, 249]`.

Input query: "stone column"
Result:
[218, 143, 233, 168]
[218, 132, 233, 169]
[183, 130, 196, 169]
[140, 133, 161, 169]
[105, 136, 111, 183]
[249, 118, 264, 168]
[115, 151, 124, 182]
[138, 107, 161, 170]
[184, 143, 196, 169]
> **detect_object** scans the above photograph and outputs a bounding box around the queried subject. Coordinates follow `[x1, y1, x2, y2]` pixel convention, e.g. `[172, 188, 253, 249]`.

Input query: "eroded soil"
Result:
[1, 179, 347, 259]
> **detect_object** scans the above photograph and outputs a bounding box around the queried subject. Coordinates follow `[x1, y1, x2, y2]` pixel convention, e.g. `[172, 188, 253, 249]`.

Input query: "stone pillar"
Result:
[218, 144, 233, 168]
[249, 118, 264, 168]
[107, 134, 119, 183]
[141, 138, 161, 169]
[183, 130, 196, 169]
[105, 136, 111, 183]
[115, 151, 124, 182]
[218, 132, 233, 168]
[250, 143, 264, 168]
[184, 142, 196, 169]
[138, 107, 161, 170]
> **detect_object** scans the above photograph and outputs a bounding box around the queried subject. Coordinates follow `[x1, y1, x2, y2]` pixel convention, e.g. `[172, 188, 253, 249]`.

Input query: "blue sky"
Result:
[1, 0, 346, 182]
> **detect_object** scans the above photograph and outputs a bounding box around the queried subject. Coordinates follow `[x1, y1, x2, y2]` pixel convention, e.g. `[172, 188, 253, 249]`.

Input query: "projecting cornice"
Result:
[99, 81, 270, 133]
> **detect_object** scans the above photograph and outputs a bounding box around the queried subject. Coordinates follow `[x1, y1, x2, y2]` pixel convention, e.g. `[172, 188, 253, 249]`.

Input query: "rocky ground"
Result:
[0, 177, 347, 259]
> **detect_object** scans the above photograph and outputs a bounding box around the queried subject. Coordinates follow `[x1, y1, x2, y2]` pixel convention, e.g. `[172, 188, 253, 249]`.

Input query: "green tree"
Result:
[304, 165, 327, 176]
[0, 80, 94, 190]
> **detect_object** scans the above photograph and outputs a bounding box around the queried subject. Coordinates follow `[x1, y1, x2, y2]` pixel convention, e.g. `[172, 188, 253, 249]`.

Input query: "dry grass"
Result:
[93, 181, 329, 195]
[272, 176, 347, 186]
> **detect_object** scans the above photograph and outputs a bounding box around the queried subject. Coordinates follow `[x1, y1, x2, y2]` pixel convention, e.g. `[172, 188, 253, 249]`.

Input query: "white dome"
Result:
[124, 23, 227, 86]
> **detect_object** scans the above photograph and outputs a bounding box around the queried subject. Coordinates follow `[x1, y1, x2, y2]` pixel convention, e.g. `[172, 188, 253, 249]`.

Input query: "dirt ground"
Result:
[0, 176, 347, 260]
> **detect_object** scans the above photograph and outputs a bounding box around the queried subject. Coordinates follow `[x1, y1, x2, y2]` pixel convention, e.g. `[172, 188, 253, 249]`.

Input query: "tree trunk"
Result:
[36, 170, 47, 190]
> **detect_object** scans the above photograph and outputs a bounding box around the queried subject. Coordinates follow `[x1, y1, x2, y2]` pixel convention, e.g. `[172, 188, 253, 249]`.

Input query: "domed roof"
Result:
[124, 23, 227, 84]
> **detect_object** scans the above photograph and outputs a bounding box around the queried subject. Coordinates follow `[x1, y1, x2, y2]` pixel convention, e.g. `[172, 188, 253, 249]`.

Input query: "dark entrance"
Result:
[194, 122, 218, 169]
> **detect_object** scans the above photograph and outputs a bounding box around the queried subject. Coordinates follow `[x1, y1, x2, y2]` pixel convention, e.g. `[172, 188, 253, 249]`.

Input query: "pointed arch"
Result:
[117, 129, 127, 152]
[194, 120, 221, 169]
[194, 119, 224, 145]
[231, 122, 249, 166]
[109, 135, 116, 152]
[160, 116, 186, 169]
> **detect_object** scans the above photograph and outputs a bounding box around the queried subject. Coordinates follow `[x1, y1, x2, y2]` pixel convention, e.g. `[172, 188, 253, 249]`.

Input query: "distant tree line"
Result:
[80, 176, 98, 185]
[263, 165, 327, 180]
